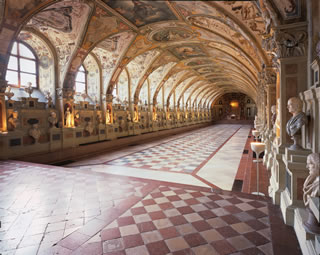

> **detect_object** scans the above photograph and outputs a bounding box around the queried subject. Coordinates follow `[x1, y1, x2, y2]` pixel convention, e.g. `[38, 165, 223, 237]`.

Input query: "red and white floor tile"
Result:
[0, 159, 301, 254]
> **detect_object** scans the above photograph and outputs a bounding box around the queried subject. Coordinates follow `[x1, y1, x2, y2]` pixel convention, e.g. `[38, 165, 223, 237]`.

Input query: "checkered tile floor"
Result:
[91, 186, 273, 255]
[0, 160, 301, 255]
[105, 125, 241, 173]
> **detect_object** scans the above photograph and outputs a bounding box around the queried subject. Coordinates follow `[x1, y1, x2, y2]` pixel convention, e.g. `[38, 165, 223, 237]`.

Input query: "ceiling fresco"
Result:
[272, 0, 301, 20]
[102, 0, 178, 27]
[26, 0, 91, 83]
[1, 0, 297, 109]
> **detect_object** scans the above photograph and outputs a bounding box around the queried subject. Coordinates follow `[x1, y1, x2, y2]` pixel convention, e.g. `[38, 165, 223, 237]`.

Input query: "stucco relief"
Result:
[27, 1, 91, 83]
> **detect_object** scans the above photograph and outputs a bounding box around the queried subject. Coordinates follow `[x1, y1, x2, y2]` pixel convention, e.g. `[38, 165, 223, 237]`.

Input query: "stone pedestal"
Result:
[97, 124, 106, 140]
[62, 128, 76, 149]
[294, 208, 319, 255]
[269, 143, 286, 205]
[49, 128, 63, 152]
[152, 122, 159, 132]
[128, 122, 134, 136]
[280, 148, 310, 225]
[106, 124, 117, 140]
[133, 122, 141, 135]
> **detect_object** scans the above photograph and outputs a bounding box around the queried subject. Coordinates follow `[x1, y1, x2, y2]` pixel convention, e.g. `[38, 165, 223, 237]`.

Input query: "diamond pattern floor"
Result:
[0, 161, 301, 255]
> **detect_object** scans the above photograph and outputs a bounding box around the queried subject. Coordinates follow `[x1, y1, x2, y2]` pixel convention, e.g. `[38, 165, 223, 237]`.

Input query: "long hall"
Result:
[0, 124, 300, 255]
[1, 0, 320, 254]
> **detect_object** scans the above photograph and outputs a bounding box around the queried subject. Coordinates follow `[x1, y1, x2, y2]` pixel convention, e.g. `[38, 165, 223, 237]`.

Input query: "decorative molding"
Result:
[273, 29, 307, 58]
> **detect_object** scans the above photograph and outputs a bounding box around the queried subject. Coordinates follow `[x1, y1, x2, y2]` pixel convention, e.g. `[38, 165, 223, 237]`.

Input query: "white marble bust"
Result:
[286, 97, 307, 150]
[303, 153, 320, 207]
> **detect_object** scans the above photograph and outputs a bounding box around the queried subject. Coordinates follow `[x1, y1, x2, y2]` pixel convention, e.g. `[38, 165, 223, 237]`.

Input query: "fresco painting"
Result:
[103, 0, 177, 27]
[7, 0, 45, 19]
[170, 45, 206, 60]
[272, 0, 300, 19]
[151, 28, 194, 42]
[27, 1, 91, 82]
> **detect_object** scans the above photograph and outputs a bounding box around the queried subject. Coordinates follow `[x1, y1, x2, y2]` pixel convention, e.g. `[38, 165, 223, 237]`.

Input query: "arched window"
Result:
[75, 65, 87, 93]
[6, 41, 38, 88]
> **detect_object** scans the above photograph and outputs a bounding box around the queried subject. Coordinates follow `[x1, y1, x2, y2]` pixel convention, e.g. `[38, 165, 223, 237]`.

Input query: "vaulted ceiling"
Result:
[0, 0, 306, 108]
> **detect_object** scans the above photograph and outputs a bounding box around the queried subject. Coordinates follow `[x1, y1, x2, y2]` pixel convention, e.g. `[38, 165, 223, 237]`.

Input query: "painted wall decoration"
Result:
[117, 69, 128, 102]
[139, 80, 148, 105]
[149, 62, 176, 100]
[92, 31, 135, 93]
[102, 0, 178, 27]
[170, 45, 206, 60]
[31, 6, 73, 33]
[83, 6, 128, 50]
[127, 49, 160, 99]
[150, 27, 194, 42]
[163, 70, 187, 103]
[6, 0, 45, 19]
[272, 0, 300, 20]
[83, 54, 100, 103]
[151, 52, 178, 70]
[195, 66, 215, 75]
[187, 15, 262, 67]
[27, 0, 91, 84]
[185, 58, 212, 67]
[175, 76, 196, 96]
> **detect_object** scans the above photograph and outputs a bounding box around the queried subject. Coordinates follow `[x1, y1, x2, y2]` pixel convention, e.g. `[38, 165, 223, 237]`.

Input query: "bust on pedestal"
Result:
[286, 97, 307, 151]
[303, 153, 320, 234]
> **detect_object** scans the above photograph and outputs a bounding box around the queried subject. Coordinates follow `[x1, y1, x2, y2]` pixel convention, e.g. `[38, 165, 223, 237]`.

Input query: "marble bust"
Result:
[29, 124, 41, 143]
[303, 153, 320, 234]
[303, 153, 320, 207]
[286, 97, 307, 150]
[48, 111, 58, 128]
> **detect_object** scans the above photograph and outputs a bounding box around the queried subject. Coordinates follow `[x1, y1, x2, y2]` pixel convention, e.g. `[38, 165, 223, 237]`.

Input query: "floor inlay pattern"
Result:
[0, 160, 301, 255]
[104, 125, 241, 174]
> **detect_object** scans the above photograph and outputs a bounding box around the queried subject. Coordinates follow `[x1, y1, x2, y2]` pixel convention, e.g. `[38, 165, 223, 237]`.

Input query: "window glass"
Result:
[8, 56, 18, 70]
[75, 82, 86, 93]
[20, 73, 36, 87]
[6, 70, 18, 85]
[11, 42, 17, 55]
[19, 43, 35, 59]
[75, 65, 86, 93]
[20, 58, 36, 73]
[5, 41, 38, 88]
[76, 71, 85, 82]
